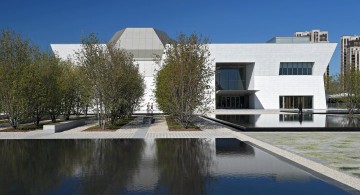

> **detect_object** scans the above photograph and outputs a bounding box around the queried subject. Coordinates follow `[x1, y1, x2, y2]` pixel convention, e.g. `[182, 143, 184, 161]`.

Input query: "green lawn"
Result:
[165, 116, 200, 131]
[84, 116, 136, 131]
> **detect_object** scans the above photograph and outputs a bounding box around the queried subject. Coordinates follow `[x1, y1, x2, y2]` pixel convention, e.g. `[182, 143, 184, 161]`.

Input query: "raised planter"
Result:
[143, 116, 155, 124]
[43, 120, 85, 133]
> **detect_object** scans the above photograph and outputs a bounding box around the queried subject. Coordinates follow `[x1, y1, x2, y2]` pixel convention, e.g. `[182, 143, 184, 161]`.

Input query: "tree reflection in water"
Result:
[0, 139, 144, 195]
[155, 139, 213, 195]
[340, 116, 360, 127]
[326, 115, 360, 127]
[78, 139, 145, 194]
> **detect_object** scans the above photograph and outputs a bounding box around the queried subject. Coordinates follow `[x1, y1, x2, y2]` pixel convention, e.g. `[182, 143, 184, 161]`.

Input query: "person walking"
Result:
[150, 103, 153, 114]
[146, 102, 150, 114]
[298, 101, 303, 115]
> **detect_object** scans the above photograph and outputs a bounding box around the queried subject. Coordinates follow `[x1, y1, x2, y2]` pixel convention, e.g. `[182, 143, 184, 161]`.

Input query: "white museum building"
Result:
[51, 28, 336, 112]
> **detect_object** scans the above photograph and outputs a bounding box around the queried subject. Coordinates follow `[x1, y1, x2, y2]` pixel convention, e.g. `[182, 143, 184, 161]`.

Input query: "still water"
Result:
[216, 114, 360, 128]
[0, 139, 355, 195]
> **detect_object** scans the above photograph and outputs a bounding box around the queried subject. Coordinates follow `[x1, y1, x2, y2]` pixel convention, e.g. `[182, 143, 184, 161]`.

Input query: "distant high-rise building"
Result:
[295, 30, 329, 43]
[341, 36, 360, 76]
[295, 30, 330, 89]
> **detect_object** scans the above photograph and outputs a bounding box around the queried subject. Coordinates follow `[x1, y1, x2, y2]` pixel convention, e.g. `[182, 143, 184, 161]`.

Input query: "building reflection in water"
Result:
[216, 113, 360, 128]
[0, 139, 352, 195]
[215, 138, 254, 156]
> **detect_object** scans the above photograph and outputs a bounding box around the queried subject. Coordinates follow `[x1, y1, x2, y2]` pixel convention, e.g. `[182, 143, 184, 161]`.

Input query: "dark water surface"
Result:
[0, 139, 356, 195]
[216, 114, 360, 128]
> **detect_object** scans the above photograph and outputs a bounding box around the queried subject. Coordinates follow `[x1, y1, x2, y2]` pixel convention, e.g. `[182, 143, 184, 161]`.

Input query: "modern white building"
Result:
[51, 28, 336, 112]
[341, 35, 360, 75]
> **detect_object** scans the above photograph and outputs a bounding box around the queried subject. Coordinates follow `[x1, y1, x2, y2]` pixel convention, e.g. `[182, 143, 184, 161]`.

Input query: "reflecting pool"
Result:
[0, 139, 356, 194]
[215, 114, 360, 128]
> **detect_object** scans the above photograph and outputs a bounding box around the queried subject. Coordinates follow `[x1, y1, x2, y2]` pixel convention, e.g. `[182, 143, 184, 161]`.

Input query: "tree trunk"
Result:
[9, 117, 18, 129]
[85, 105, 88, 116]
[51, 115, 56, 123]
[64, 109, 71, 121]
[36, 116, 40, 127]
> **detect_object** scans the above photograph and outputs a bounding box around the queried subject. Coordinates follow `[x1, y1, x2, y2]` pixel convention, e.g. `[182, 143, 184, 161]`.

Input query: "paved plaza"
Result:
[0, 116, 235, 139]
[0, 115, 359, 191]
[244, 132, 360, 179]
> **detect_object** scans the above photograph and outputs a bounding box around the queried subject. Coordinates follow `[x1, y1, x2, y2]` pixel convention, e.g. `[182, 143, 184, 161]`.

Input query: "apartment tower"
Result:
[341, 36, 360, 76]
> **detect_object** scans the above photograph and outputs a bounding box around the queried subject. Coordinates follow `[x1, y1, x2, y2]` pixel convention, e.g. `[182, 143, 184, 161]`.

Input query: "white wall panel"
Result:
[254, 76, 326, 109]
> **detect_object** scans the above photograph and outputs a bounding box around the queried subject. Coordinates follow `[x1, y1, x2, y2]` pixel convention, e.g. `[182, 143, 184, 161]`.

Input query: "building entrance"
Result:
[279, 96, 313, 109]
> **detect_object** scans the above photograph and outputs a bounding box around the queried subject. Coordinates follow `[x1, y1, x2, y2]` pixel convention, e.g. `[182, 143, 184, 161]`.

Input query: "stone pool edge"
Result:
[231, 131, 360, 192]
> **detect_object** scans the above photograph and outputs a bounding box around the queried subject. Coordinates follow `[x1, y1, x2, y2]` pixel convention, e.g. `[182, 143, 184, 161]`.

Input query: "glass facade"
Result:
[216, 68, 246, 90]
[279, 62, 313, 75]
[215, 64, 250, 109]
[279, 96, 313, 109]
[216, 95, 249, 109]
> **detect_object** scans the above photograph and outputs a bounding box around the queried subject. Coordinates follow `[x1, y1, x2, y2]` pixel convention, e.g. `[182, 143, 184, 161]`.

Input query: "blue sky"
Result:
[1, 0, 359, 75]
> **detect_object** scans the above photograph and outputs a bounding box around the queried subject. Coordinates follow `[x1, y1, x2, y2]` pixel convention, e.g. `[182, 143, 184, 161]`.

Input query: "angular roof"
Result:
[109, 28, 172, 59]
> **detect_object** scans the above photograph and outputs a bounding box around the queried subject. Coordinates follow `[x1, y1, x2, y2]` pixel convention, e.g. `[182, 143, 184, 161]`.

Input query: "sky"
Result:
[1, 0, 359, 75]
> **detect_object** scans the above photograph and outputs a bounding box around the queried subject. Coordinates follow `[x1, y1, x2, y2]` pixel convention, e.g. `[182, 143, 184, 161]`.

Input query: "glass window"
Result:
[279, 96, 313, 109]
[216, 66, 247, 90]
[279, 62, 313, 75]
[303, 67, 308, 75]
[298, 67, 302, 75]
[283, 67, 287, 75]
[288, 63, 292, 75]
[293, 67, 297, 75]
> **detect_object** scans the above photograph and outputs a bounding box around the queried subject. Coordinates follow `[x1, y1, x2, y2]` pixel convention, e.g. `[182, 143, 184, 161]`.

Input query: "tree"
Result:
[73, 65, 92, 117]
[43, 55, 63, 123]
[0, 29, 93, 128]
[58, 59, 83, 120]
[0, 30, 38, 128]
[104, 43, 144, 124]
[20, 50, 61, 126]
[77, 33, 108, 129]
[77, 33, 144, 129]
[154, 33, 213, 128]
[325, 74, 342, 95]
[341, 69, 360, 115]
